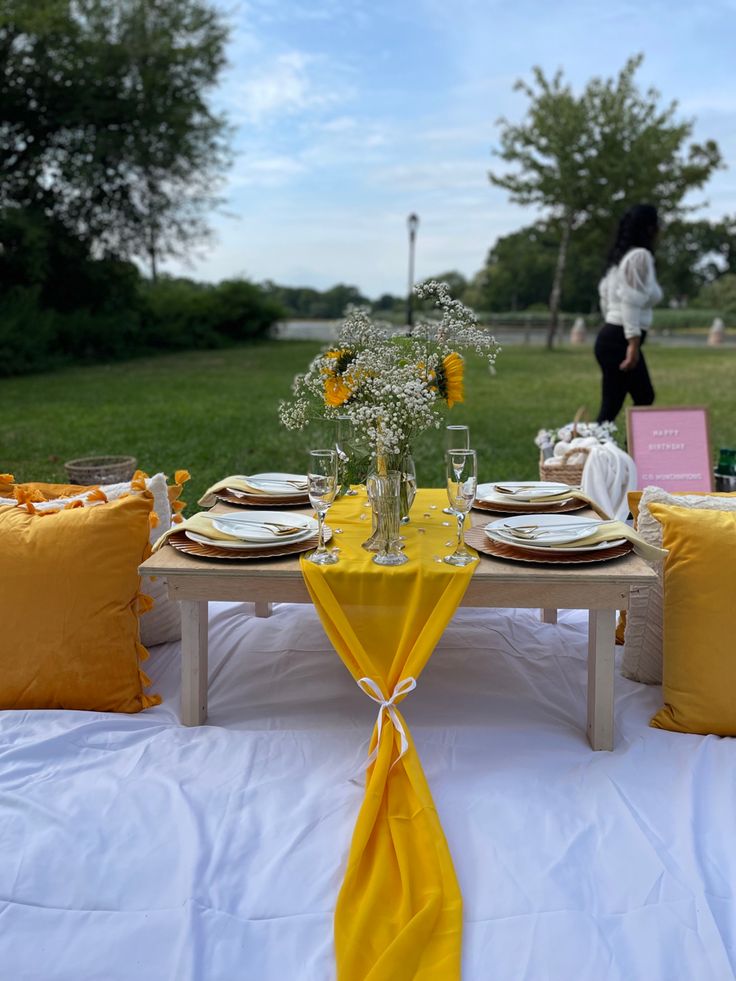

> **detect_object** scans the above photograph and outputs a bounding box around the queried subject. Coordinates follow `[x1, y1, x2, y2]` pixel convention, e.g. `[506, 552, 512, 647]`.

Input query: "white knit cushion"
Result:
[621, 486, 736, 684]
[102, 473, 182, 648]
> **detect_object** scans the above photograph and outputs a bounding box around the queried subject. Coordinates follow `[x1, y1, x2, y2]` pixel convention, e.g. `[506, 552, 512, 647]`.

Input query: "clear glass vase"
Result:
[363, 470, 407, 565]
[373, 446, 416, 520]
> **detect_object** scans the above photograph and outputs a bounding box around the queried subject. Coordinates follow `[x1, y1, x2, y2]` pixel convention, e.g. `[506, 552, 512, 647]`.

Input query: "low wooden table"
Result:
[140, 505, 657, 750]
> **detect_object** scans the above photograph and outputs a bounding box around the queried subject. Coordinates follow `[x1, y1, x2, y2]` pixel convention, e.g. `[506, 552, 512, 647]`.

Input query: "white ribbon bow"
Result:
[357, 676, 417, 768]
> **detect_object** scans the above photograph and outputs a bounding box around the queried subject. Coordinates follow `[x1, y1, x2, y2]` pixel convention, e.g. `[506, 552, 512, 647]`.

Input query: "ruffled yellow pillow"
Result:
[649, 503, 736, 735]
[0, 492, 160, 712]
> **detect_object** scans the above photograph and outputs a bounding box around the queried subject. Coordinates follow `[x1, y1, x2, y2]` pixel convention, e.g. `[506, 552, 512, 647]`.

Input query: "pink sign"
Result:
[627, 407, 713, 493]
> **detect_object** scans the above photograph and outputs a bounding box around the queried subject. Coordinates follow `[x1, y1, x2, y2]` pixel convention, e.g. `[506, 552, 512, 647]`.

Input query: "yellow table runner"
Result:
[300, 488, 477, 980]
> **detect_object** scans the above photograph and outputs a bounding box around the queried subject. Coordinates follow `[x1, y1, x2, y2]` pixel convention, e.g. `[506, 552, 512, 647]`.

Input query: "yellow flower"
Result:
[440, 352, 464, 407]
[324, 375, 353, 407]
[322, 348, 356, 376]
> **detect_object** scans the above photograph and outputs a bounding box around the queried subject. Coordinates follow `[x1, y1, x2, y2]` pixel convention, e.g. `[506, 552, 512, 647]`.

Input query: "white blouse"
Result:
[598, 247, 663, 339]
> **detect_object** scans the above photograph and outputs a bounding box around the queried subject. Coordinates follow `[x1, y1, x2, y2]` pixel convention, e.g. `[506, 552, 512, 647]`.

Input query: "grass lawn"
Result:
[1, 340, 735, 510]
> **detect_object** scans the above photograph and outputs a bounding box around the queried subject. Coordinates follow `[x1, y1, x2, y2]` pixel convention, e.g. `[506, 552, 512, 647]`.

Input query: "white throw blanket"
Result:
[545, 436, 637, 520]
[575, 437, 637, 521]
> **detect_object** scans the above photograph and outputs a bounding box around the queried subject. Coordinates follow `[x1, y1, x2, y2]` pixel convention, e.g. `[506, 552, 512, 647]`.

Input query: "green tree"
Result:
[693, 274, 736, 315]
[420, 270, 467, 299]
[471, 223, 606, 314]
[0, 0, 230, 278]
[490, 54, 721, 346]
[259, 282, 371, 319]
[704, 215, 736, 279]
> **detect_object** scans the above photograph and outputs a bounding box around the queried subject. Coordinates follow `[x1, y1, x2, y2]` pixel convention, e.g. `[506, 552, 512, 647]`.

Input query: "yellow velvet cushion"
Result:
[628, 491, 643, 525]
[0, 492, 160, 712]
[628, 489, 736, 528]
[0, 479, 93, 498]
[649, 503, 736, 735]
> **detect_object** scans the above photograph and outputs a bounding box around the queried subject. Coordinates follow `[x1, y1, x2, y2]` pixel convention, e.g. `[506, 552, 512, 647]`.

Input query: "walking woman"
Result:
[595, 204, 663, 422]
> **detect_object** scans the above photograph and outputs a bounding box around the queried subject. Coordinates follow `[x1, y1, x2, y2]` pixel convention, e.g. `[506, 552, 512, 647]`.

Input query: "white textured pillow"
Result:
[102, 473, 182, 648]
[621, 486, 736, 684]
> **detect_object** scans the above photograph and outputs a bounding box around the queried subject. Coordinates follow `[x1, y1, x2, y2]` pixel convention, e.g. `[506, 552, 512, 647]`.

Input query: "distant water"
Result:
[272, 320, 343, 341]
[272, 320, 732, 347]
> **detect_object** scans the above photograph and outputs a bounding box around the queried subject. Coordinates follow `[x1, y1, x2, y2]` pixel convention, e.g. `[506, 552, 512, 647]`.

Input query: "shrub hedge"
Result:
[0, 276, 286, 377]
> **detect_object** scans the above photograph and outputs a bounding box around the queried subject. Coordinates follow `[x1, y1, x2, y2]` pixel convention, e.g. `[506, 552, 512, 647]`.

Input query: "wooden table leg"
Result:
[587, 608, 616, 751]
[180, 600, 209, 726]
[541, 608, 558, 624]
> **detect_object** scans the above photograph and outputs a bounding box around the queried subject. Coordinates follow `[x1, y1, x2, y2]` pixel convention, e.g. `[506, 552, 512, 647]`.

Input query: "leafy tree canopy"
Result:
[0, 0, 230, 275]
[490, 54, 722, 343]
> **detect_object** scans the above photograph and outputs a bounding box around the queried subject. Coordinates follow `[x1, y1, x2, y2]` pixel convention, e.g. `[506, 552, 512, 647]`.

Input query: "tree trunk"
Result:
[547, 214, 573, 349]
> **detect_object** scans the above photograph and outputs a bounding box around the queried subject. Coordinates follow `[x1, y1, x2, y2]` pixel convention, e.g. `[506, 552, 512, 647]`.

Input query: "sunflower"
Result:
[321, 348, 359, 406]
[323, 348, 356, 375]
[324, 374, 354, 407]
[436, 352, 464, 408]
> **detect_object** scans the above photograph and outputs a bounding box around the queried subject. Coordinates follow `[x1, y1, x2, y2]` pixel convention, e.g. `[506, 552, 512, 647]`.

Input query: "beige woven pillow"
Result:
[621, 486, 736, 684]
[102, 473, 182, 648]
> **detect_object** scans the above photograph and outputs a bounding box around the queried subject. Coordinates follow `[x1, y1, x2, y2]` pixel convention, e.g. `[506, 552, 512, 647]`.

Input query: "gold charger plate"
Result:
[471, 496, 587, 516]
[167, 527, 332, 561]
[465, 526, 633, 564]
[215, 487, 310, 508]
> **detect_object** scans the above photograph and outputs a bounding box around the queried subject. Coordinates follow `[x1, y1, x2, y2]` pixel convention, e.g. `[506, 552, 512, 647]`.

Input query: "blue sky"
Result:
[165, 0, 736, 297]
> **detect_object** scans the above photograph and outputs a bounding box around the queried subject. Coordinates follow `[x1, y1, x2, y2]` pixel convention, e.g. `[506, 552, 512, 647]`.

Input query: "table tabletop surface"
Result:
[141, 502, 658, 587]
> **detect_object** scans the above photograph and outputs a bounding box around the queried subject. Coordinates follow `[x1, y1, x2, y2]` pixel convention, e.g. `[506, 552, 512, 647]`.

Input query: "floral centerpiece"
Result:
[279, 282, 500, 487]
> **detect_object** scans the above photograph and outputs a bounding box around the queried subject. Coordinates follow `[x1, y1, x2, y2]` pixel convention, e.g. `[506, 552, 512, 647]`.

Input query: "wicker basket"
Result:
[64, 455, 137, 485]
[539, 446, 590, 487]
[538, 405, 590, 486]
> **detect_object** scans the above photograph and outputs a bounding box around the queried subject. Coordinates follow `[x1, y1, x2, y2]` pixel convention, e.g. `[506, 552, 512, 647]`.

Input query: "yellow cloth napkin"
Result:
[152, 512, 256, 551]
[554, 520, 667, 563]
[198, 476, 289, 506]
[300, 489, 475, 981]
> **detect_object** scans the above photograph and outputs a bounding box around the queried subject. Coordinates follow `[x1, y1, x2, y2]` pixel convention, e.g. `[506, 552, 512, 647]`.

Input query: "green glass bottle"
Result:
[716, 448, 736, 476]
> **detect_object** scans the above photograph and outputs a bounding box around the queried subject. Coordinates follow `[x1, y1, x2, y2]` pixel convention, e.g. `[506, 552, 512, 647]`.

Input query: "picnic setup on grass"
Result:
[2, 287, 735, 981]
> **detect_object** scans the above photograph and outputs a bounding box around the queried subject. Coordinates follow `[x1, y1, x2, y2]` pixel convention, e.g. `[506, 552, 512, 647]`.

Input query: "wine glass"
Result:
[444, 449, 477, 566]
[306, 449, 339, 565]
[335, 415, 358, 496]
[443, 425, 470, 513]
[400, 453, 416, 523]
[445, 425, 470, 452]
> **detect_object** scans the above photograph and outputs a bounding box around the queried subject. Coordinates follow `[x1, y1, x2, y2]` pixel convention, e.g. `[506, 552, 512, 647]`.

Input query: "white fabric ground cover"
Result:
[1, 602, 734, 981]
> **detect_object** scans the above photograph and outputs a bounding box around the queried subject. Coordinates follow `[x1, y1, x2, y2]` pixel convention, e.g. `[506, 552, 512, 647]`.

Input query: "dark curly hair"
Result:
[606, 204, 659, 269]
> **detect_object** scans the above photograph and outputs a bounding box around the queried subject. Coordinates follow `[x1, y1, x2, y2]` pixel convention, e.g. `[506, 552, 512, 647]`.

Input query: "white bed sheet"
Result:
[1, 603, 734, 981]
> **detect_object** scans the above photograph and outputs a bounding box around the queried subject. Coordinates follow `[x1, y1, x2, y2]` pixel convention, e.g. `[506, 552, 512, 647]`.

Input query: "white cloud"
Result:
[232, 51, 341, 124]
[372, 159, 488, 194]
[228, 154, 306, 187]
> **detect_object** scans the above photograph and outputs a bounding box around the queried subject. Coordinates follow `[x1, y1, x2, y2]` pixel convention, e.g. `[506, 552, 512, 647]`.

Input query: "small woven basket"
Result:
[64, 455, 137, 485]
[538, 405, 591, 485]
[539, 446, 590, 486]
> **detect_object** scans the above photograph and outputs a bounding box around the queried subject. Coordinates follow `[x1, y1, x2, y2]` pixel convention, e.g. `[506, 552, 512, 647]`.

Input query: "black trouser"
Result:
[594, 323, 654, 423]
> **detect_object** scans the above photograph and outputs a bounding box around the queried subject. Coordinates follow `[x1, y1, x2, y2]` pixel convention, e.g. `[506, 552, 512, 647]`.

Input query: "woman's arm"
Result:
[619, 335, 641, 372]
[619, 248, 661, 342]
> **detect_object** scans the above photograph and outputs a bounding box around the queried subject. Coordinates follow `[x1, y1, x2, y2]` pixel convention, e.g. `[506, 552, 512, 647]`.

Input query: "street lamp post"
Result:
[406, 212, 419, 333]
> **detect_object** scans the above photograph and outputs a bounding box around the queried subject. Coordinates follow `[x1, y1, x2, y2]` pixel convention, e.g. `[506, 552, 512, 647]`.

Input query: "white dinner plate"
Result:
[485, 514, 625, 553]
[477, 480, 574, 505]
[236, 472, 309, 497]
[187, 512, 317, 549]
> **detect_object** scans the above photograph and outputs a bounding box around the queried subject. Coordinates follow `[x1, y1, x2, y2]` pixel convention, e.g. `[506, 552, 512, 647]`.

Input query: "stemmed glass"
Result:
[444, 449, 477, 566]
[335, 415, 358, 496]
[306, 449, 339, 565]
[400, 454, 417, 523]
[443, 425, 470, 514]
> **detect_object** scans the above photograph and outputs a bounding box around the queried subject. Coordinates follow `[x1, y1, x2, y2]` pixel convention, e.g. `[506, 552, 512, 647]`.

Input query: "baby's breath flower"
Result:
[279, 282, 500, 451]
